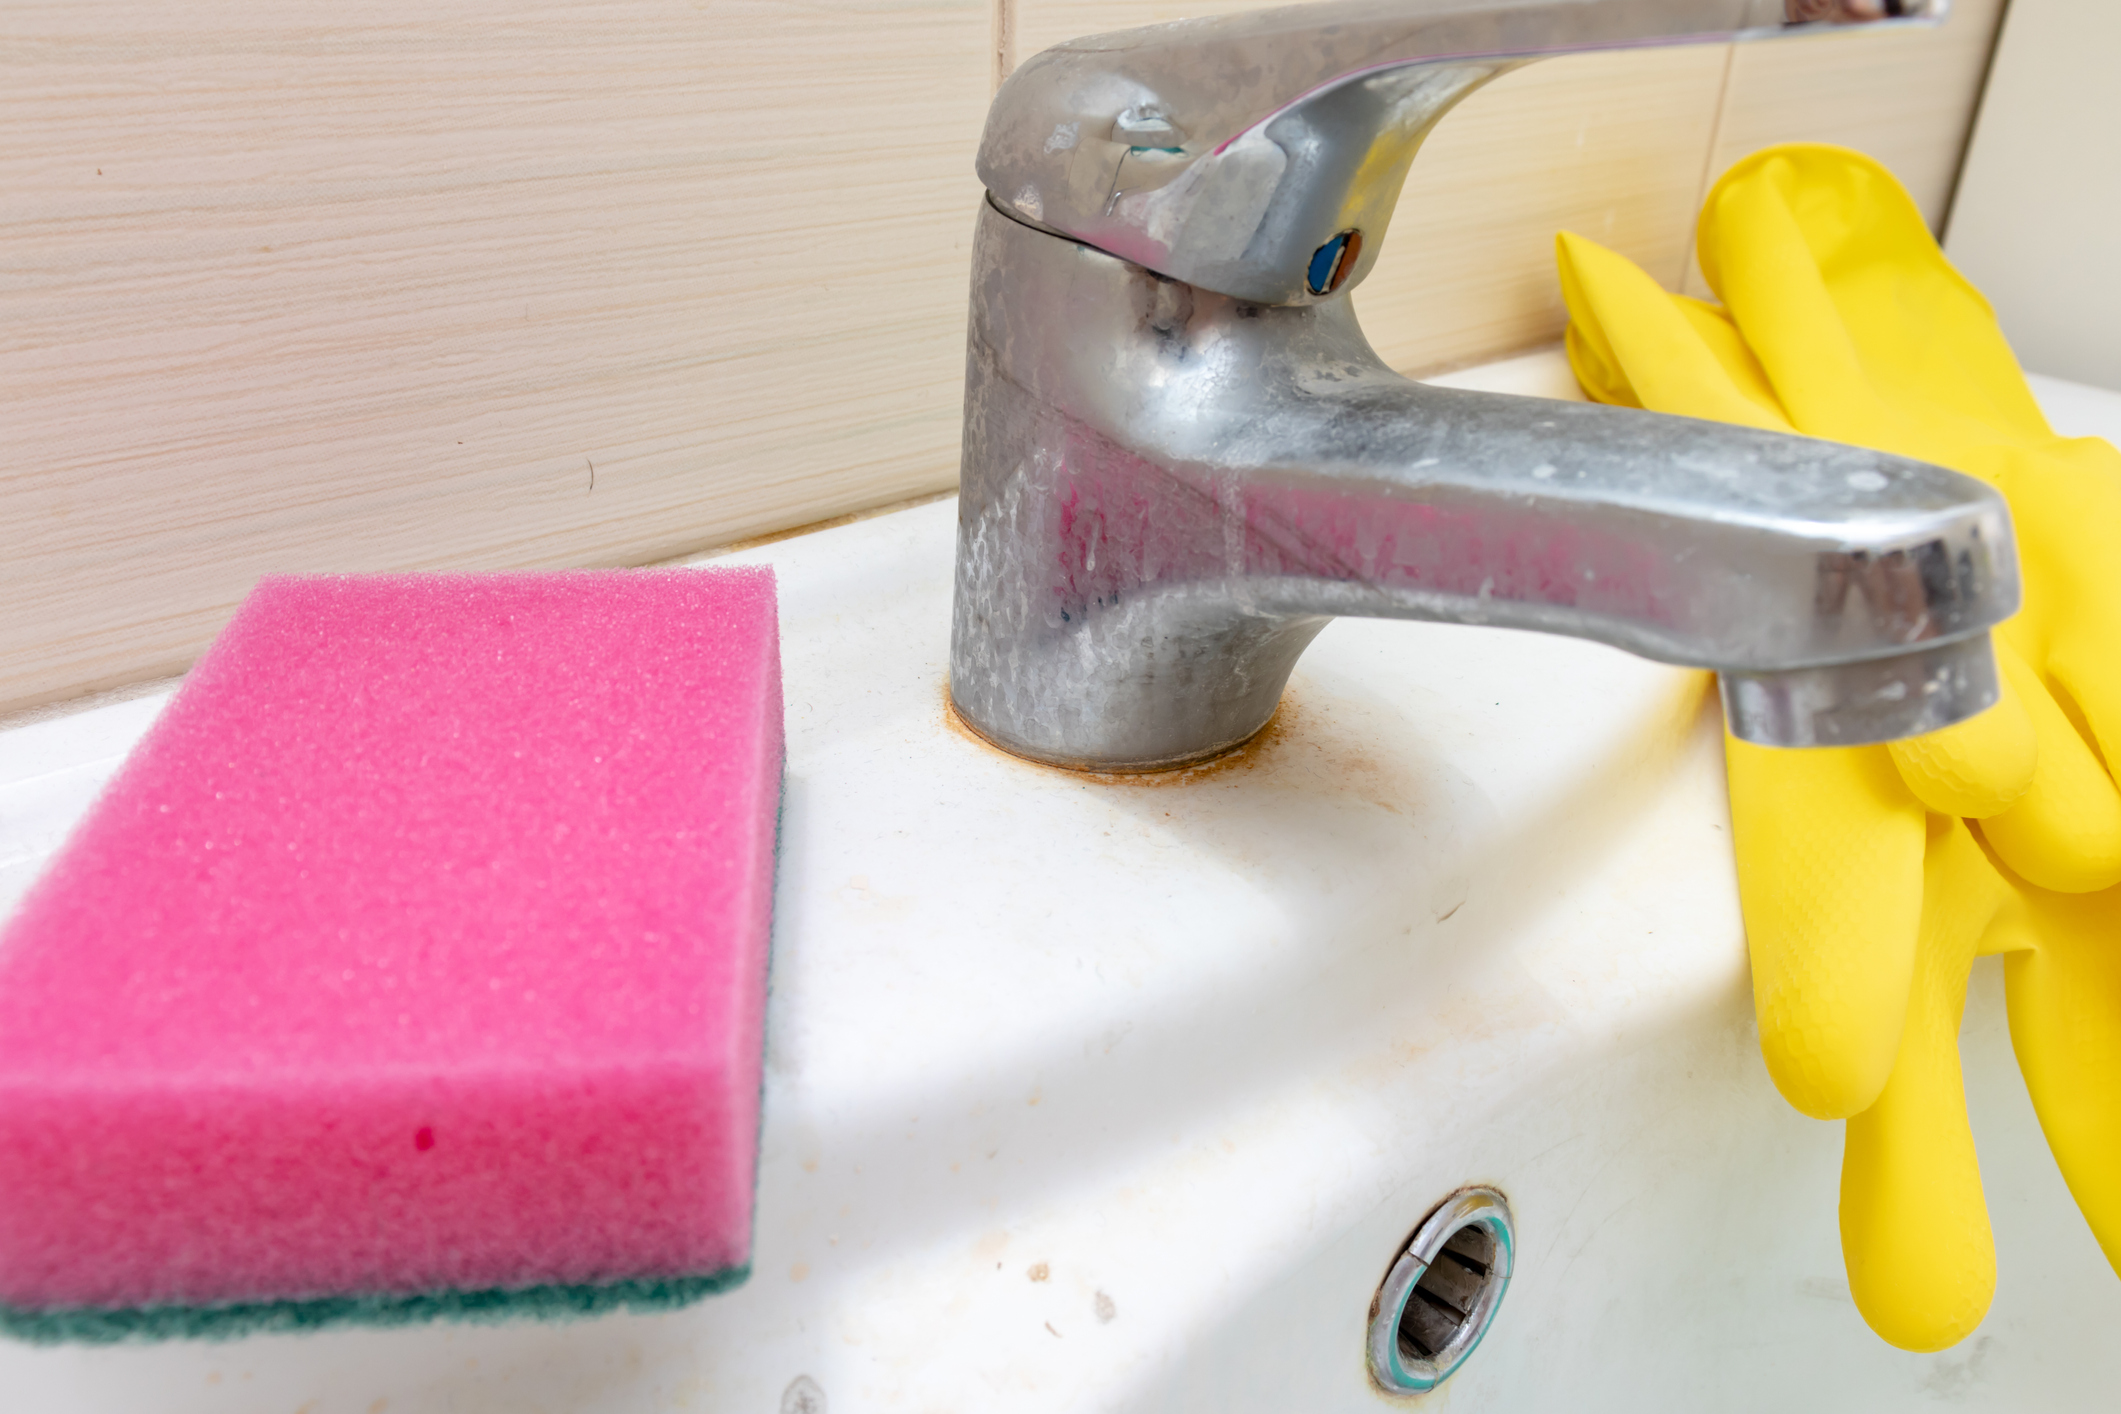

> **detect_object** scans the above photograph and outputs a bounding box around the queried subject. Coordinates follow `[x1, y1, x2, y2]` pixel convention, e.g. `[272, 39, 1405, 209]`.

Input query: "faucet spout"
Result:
[950, 201, 2017, 769]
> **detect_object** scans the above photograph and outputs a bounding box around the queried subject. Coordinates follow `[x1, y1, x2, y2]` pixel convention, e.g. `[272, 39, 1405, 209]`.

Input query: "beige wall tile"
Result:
[1356, 46, 1730, 376]
[0, 1, 991, 715]
[1946, 0, 2121, 389]
[1682, 0, 2006, 297]
[1015, 0, 1259, 58]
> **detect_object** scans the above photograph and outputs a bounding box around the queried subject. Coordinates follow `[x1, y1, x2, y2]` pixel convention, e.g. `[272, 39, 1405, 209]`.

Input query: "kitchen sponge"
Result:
[0, 569, 783, 1342]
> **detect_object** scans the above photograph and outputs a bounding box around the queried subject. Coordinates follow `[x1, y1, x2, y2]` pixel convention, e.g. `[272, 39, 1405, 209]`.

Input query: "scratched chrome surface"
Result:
[950, 200, 2012, 769]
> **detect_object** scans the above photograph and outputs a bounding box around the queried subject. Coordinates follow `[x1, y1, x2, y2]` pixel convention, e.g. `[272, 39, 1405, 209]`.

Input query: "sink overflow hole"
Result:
[1368, 1187, 1514, 1397]
[1397, 1227, 1494, 1362]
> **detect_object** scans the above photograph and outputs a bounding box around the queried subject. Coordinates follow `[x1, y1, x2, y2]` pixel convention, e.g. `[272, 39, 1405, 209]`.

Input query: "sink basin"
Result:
[3, 351, 2118, 1411]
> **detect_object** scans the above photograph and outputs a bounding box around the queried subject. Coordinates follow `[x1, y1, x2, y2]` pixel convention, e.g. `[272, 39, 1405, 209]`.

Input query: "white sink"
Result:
[4, 352, 2119, 1411]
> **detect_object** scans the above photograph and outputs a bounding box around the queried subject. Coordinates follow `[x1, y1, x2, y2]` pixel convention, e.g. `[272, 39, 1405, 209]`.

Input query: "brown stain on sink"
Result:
[940, 678, 1302, 787]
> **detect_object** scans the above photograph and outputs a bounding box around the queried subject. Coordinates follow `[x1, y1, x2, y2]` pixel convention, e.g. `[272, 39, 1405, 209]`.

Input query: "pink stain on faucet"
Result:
[1043, 421, 1675, 628]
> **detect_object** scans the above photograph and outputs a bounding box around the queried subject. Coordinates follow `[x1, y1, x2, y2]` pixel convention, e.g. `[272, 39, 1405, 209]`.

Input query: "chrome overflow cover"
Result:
[1367, 1186, 1515, 1395]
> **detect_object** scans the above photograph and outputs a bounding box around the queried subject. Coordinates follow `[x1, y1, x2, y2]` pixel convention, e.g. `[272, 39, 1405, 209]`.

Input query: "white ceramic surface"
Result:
[3, 353, 2120, 1412]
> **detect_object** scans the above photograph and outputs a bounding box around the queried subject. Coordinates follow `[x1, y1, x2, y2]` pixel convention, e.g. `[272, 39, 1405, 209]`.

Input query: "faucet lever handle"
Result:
[978, 0, 1946, 305]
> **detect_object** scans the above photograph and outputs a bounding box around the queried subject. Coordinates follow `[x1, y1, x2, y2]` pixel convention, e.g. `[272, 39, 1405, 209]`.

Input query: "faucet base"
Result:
[947, 199, 2016, 770]
[945, 680, 1282, 774]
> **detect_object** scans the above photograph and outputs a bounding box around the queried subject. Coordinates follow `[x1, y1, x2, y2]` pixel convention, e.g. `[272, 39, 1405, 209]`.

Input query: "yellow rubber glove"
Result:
[1555, 144, 2121, 1352]
[1841, 818, 2121, 1350]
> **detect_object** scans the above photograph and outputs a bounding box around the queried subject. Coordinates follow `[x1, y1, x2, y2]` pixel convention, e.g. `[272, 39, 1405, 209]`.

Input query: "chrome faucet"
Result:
[949, 0, 2017, 771]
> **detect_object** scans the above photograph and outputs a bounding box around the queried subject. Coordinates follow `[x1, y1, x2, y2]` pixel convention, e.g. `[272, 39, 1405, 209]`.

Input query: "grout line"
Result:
[992, 0, 1018, 95]
[1936, 0, 2016, 246]
[669, 487, 959, 564]
[1678, 42, 1740, 298]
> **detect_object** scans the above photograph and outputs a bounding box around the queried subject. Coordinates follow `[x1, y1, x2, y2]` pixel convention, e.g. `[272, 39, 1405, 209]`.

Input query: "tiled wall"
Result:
[1946, 0, 2121, 390]
[0, 0, 2002, 715]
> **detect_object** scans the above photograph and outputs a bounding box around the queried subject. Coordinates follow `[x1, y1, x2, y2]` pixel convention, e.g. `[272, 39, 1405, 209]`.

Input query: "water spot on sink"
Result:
[1919, 1335, 1994, 1396]
[1797, 1275, 1851, 1302]
[1028, 1261, 1050, 1282]
[836, 874, 916, 920]
[780, 1375, 827, 1414]
[940, 673, 1481, 911]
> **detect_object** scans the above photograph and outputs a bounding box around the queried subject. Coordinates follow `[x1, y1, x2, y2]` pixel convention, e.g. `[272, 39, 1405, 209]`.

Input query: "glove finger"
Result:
[1887, 645, 2036, 820]
[1694, 148, 1907, 454]
[1561, 322, 1639, 410]
[1841, 817, 2007, 1351]
[1698, 145, 2054, 448]
[2015, 435, 2121, 768]
[1554, 230, 1793, 429]
[1727, 736, 1925, 1118]
[1555, 234, 1645, 409]
[2001, 879, 2121, 1280]
[2050, 629, 2121, 795]
[1668, 295, 1791, 425]
[1979, 638, 2121, 893]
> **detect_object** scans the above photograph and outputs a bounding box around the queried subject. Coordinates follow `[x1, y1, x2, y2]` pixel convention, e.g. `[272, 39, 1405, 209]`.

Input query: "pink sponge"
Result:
[0, 569, 782, 1341]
